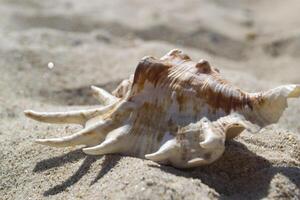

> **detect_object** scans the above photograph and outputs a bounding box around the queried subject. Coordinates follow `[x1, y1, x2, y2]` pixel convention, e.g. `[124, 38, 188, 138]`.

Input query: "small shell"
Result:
[24, 49, 300, 168]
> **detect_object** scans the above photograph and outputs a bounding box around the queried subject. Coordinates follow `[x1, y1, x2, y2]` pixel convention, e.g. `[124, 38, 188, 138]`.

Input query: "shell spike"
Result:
[24, 105, 115, 125]
[187, 158, 209, 168]
[83, 124, 131, 155]
[199, 120, 225, 149]
[34, 120, 111, 147]
[251, 84, 300, 126]
[225, 122, 246, 140]
[91, 85, 118, 105]
[24, 109, 87, 125]
[285, 84, 300, 98]
[145, 139, 178, 162]
[200, 134, 224, 149]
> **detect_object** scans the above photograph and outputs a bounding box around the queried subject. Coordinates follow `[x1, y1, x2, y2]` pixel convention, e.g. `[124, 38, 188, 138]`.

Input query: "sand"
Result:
[0, 0, 300, 199]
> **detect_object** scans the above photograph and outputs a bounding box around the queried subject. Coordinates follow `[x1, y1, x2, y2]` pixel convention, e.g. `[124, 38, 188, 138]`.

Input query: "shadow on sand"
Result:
[33, 150, 121, 196]
[149, 141, 300, 199]
[33, 141, 299, 199]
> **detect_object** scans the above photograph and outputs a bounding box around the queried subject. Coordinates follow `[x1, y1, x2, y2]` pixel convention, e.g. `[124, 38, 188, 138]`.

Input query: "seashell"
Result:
[24, 49, 300, 168]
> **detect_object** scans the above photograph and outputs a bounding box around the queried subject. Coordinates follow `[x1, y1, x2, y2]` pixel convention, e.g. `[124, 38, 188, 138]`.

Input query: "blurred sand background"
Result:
[0, 0, 300, 199]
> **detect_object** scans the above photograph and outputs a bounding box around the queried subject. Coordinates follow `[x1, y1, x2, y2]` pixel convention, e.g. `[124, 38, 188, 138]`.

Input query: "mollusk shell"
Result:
[24, 49, 300, 168]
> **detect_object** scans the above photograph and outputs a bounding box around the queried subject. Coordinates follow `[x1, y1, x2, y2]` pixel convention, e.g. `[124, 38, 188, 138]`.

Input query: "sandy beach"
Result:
[1, 0, 300, 199]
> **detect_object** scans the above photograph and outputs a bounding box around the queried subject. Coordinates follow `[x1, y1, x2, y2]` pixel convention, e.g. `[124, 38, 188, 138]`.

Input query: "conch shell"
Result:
[24, 49, 300, 168]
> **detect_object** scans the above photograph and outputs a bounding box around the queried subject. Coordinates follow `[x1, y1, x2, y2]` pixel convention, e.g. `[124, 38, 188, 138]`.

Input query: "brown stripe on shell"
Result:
[130, 102, 170, 138]
[192, 69, 266, 113]
[132, 56, 171, 93]
[132, 50, 192, 93]
[128, 101, 173, 156]
[131, 52, 266, 114]
[175, 129, 189, 162]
